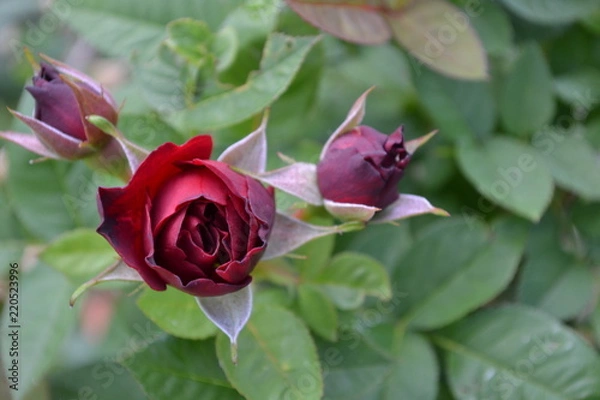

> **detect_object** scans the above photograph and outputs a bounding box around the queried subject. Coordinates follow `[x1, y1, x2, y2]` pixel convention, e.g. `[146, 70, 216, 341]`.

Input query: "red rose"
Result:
[317, 125, 410, 209]
[97, 135, 275, 297]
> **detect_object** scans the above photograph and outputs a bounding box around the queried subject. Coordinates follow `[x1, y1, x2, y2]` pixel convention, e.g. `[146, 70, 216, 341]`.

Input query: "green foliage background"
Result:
[1, 1, 600, 399]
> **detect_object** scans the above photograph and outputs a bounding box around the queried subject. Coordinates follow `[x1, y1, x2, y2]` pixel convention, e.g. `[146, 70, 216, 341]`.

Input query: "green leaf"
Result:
[40, 228, 117, 283]
[166, 18, 226, 68]
[297, 284, 338, 341]
[520, 256, 594, 321]
[123, 336, 243, 400]
[216, 305, 323, 400]
[67, 9, 164, 59]
[221, 0, 280, 49]
[317, 325, 391, 400]
[137, 287, 217, 340]
[571, 202, 600, 264]
[213, 26, 239, 72]
[382, 332, 439, 400]
[133, 44, 194, 114]
[457, 137, 554, 221]
[118, 113, 185, 148]
[1, 264, 75, 400]
[500, 43, 555, 136]
[517, 217, 595, 320]
[499, 0, 600, 24]
[66, 0, 240, 58]
[6, 145, 78, 241]
[337, 222, 413, 275]
[317, 326, 438, 400]
[254, 287, 294, 309]
[415, 68, 496, 141]
[169, 34, 319, 131]
[166, 18, 214, 66]
[462, 0, 513, 56]
[539, 130, 600, 200]
[310, 252, 392, 309]
[317, 44, 414, 129]
[554, 68, 600, 111]
[49, 363, 146, 400]
[0, 180, 25, 244]
[387, 0, 488, 80]
[592, 306, 600, 348]
[294, 232, 335, 279]
[583, 9, 600, 34]
[393, 217, 526, 330]
[78, 0, 240, 27]
[435, 305, 600, 400]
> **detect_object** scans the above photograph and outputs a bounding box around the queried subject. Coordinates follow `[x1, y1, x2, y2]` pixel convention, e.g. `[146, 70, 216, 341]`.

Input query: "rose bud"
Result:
[1, 58, 118, 160]
[317, 125, 410, 209]
[97, 135, 275, 297]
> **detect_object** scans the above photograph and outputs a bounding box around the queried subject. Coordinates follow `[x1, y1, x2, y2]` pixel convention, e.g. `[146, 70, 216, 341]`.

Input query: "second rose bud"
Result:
[317, 125, 411, 209]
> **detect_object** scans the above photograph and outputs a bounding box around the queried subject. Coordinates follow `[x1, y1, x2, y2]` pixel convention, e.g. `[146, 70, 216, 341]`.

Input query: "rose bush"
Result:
[97, 135, 276, 297]
[317, 125, 410, 209]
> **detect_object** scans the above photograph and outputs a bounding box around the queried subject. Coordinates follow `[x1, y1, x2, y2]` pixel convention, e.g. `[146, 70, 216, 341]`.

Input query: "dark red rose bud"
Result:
[97, 135, 276, 297]
[2, 58, 120, 161]
[26, 61, 118, 146]
[317, 125, 410, 209]
[26, 63, 88, 141]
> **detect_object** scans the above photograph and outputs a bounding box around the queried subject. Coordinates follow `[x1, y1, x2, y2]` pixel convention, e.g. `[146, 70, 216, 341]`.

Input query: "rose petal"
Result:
[178, 229, 219, 267]
[97, 194, 166, 291]
[185, 276, 252, 297]
[101, 135, 213, 214]
[224, 198, 250, 261]
[151, 168, 229, 232]
[26, 82, 87, 141]
[215, 246, 264, 283]
[97, 136, 214, 275]
[245, 176, 276, 229]
[40, 54, 109, 100]
[317, 150, 391, 206]
[197, 160, 250, 199]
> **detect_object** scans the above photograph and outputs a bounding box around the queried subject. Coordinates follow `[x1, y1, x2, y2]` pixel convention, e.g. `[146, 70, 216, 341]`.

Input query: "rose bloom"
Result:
[97, 136, 275, 297]
[317, 125, 410, 209]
